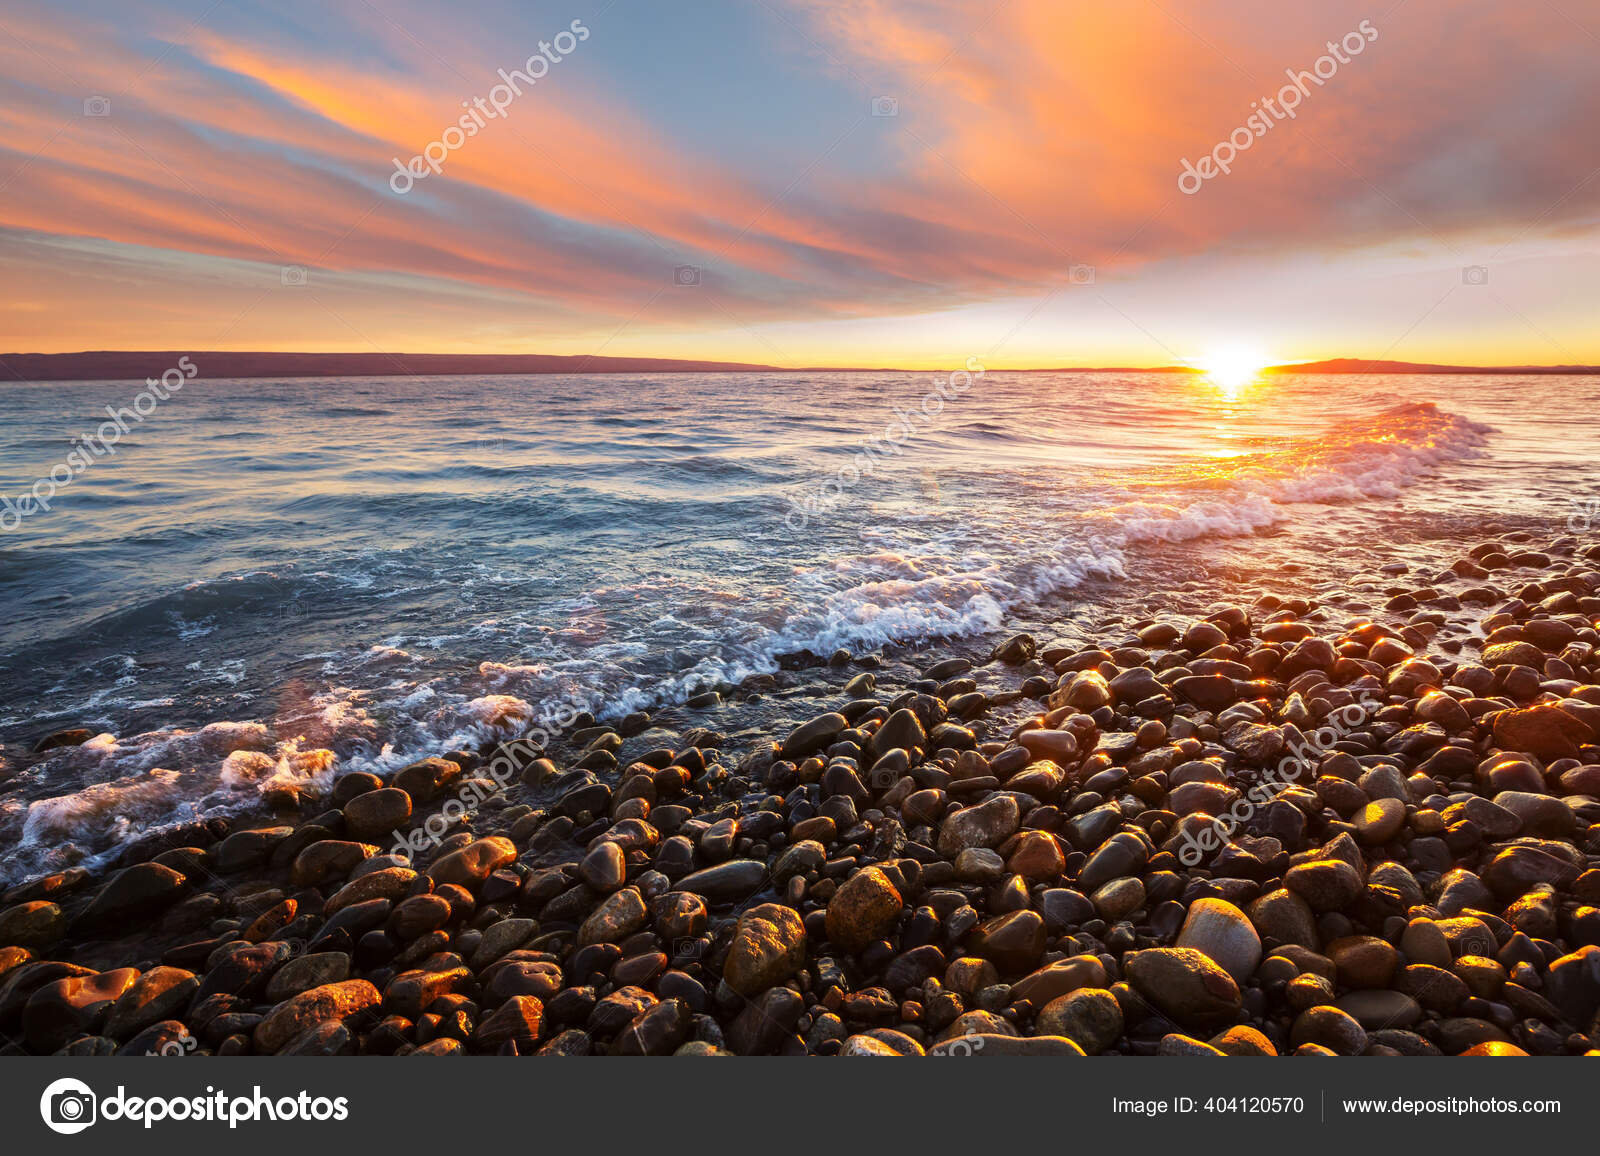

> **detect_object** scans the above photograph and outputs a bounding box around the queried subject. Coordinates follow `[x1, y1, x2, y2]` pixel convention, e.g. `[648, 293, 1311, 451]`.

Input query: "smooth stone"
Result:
[1290, 1005, 1367, 1055]
[1460, 1041, 1530, 1056]
[935, 1010, 1017, 1042]
[1210, 1024, 1278, 1056]
[1037, 988, 1123, 1055]
[468, 918, 537, 970]
[1091, 877, 1145, 921]
[1492, 704, 1589, 760]
[724, 903, 807, 995]
[825, 867, 903, 951]
[1124, 948, 1241, 1029]
[324, 867, 416, 916]
[0, 902, 66, 950]
[1248, 889, 1320, 950]
[1076, 832, 1147, 893]
[1015, 729, 1079, 763]
[577, 888, 649, 946]
[290, 840, 375, 886]
[871, 709, 928, 759]
[610, 998, 692, 1056]
[24, 967, 140, 1051]
[726, 987, 803, 1055]
[428, 837, 516, 890]
[1283, 859, 1363, 911]
[473, 995, 546, 1051]
[1352, 798, 1406, 844]
[391, 757, 460, 804]
[1009, 956, 1108, 1007]
[1327, 935, 1399, 989]
[674, 861, 768, 903]
[579, 842, 627, 892]
[936, 795, 1021, 857]
[1334, 989, 1421, 1029]
[1007, 831, 1066, 881]
[103, 967, 199, 1040]
[264, 953, 352, 1002]
[76, 864, 189, 928]
[969, 909, 1046, 974]
[782, 713, 849, 759]
[343, 788, 413, 841]
[1176, 898, 1261, 984]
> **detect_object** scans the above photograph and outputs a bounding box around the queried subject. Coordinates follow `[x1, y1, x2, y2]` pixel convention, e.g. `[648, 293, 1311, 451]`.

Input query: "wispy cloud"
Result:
[1, 0, 1596, 361]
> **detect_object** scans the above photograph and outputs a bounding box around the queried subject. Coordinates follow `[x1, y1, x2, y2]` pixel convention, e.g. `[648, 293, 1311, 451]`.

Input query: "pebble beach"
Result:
[4, 526, 1599, 1057]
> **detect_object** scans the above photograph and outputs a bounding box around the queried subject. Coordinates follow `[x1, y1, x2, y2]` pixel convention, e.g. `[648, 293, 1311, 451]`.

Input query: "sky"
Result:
[1, 0, 1597, 368]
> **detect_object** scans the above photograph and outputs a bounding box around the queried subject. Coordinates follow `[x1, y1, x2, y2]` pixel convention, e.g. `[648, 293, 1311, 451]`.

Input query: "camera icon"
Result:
[83, 96, 111, 117]
[1069, 263, 1097, 285]
[40, 1078, 97, 1134]
[671, 937, 703, 964]
[673, 264, 701, 287]
[1461, 265, 1489, 286]
[281, 265, 308, 287]
[870, 96, 899, 117]
[282, 600, 308, 620]
[869, 766, 900, 790]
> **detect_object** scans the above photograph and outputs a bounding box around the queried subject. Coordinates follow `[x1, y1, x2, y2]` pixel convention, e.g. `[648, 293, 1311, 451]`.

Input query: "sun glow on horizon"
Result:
[1199, 344, 1270, 396]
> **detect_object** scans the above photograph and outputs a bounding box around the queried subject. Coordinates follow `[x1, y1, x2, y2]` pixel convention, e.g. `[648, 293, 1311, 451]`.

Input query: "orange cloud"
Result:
[0, 0, 1595, 358]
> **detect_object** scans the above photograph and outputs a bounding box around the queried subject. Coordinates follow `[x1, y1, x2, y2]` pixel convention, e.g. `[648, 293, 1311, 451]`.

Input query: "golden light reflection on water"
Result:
[1195, 361, 1266, 460]
[1124, 385, 1448, 505]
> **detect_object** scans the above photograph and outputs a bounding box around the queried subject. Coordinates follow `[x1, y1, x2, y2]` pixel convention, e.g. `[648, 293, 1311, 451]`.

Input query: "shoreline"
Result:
[1, 530, 1598, 1056]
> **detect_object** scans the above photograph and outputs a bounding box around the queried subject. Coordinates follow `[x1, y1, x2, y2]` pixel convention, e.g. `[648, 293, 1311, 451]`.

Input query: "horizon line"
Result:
[4, 350, 1600, 383]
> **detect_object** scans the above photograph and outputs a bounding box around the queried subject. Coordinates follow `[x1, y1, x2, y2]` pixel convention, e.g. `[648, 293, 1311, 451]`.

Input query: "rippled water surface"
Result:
[0, 370, 1594, 881]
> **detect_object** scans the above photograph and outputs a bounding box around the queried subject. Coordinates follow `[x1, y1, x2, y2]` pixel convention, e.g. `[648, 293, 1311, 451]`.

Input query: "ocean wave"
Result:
[0, 398, 1496, 886]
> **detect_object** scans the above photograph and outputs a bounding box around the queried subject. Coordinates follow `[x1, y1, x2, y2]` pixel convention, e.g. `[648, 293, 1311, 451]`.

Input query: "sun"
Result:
[1198, 344, 1270, 395]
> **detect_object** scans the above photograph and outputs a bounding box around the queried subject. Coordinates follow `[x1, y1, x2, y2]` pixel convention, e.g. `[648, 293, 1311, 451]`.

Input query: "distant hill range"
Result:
[1259, 358, 1600, 375]
[1045, 358, 1600, 375]
[3, 350, 1596, 381]
[0, 350, 782, 382]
